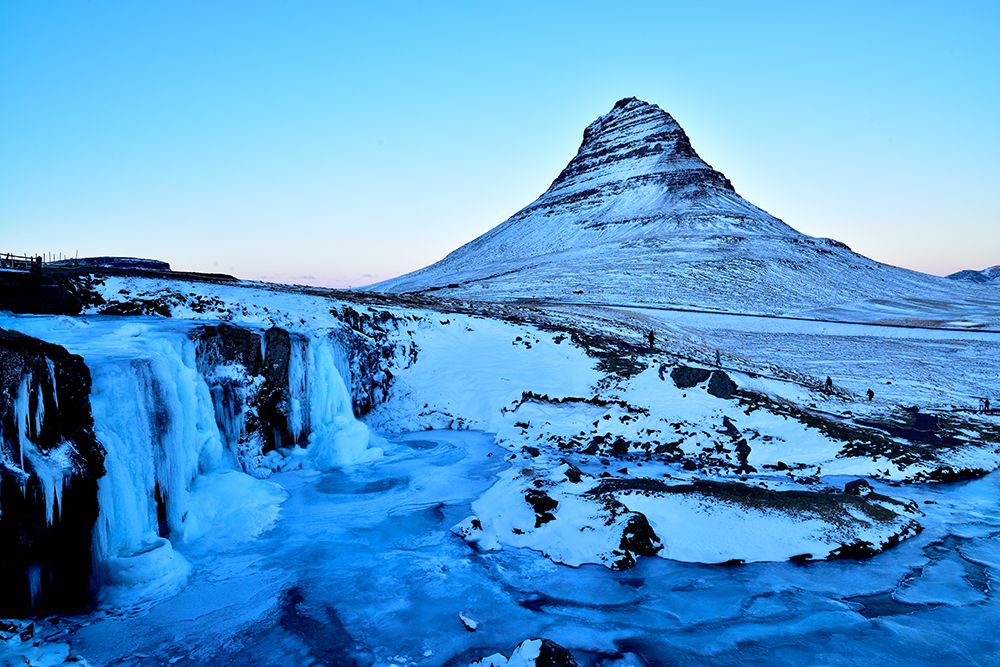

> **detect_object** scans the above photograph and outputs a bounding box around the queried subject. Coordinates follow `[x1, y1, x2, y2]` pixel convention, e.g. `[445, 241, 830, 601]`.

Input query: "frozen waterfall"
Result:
[0, 315, 379, 598]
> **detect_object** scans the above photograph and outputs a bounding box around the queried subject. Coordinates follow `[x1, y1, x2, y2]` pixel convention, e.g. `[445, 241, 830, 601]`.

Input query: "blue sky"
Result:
[2, 1, 997, 287]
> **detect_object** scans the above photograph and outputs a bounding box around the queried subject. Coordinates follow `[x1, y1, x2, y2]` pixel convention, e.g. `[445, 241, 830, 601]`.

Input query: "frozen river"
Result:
[39, 429, 1000, 667]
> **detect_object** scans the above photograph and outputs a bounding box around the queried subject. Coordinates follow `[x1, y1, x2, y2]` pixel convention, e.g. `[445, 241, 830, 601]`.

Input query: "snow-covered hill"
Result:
[948, 265, 1000, 284]
[368, 98, 1000, 324]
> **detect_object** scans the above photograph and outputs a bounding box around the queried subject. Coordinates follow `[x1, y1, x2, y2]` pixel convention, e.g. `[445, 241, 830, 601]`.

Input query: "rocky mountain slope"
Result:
[368, 98, 1000, 324]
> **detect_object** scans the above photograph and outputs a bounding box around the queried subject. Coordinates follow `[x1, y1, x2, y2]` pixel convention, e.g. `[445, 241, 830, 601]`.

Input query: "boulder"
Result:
[707, 371, 737, 399]
[844, 479, 874, 497]
[670, 366, 711, 389]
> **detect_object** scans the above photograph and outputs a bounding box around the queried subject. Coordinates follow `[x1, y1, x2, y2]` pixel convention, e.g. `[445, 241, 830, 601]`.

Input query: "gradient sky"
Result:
[2, 1, 998, 288]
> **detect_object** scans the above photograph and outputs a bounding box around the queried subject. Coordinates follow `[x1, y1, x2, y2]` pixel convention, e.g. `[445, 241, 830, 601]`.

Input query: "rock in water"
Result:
[470, 638, 579, 667]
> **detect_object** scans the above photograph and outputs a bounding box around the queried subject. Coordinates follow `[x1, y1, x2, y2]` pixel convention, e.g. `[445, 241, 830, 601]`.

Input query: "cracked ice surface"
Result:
[23, 431, 1000, 667]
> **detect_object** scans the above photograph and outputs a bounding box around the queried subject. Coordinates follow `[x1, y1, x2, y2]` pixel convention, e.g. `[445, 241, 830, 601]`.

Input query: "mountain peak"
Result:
[368, 98, 823, 304]
[521, 97, 773, 231]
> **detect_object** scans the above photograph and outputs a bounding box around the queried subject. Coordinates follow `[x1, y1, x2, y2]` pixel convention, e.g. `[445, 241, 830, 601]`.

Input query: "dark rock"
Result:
[707, 371, 737, 399]
[525, 489, 558, 528]
[0, 272, 82, 315]
[911, 412, 939, 432]
[614, 513, 662, 570]
[722, 415, 741, 438]
[480, 638, 579, 667]
[609, 436, 629, 456]
[196, 323, 263, 373]
[0, 329, 105, 615]
[561, 462, 584, 484]
[844, 479, 874, 497]
[522, 446, 540, 458]
[827, 540, 878, 560]
[193, 324, 308, 458]
[535, 638, 580, 667]
[671, 366, 711, 389]
[259, 327, 293, 450]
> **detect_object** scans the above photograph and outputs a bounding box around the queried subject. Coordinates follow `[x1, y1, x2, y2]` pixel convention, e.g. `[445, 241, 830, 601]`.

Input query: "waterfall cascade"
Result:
[0, 317, 378, 610]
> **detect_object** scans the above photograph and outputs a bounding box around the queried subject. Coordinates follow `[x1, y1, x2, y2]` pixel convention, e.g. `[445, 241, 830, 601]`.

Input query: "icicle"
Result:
[46, 358, 58, 410]
[15, 372, 32, 471]
[27, 563, 42, 609]
[20, 440, 74, 527]
[287, 336, 308, 442]
[34, 382, 45, 441]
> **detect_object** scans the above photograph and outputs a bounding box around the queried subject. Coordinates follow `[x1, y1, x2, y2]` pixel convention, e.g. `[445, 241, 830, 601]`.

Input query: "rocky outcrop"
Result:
[671, 366, 737, 398]
[707, 370, 737, 399]
[193, 324, 299, 465]
[670, 366, 710, 389]
[0, 272, 82, 315]
[330, 306, 411, 417]
[0, 329, 104, 615]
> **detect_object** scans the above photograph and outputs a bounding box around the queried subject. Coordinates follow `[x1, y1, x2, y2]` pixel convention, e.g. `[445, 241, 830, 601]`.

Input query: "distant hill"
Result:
[947, 265, 1000, 284]
[48, 256, 170, 271]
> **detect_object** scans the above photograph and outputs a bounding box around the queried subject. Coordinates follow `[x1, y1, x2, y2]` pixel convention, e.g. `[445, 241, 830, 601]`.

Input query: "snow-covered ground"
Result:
[2, 270, 1000, 665]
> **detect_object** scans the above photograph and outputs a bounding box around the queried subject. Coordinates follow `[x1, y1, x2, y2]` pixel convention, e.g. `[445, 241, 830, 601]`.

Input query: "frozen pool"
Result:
[24, 428, 1000, 667]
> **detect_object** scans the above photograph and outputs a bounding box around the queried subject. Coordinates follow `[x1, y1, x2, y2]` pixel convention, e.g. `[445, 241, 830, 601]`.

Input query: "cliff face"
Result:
[193, 323, 301, 463]
[0, 329, 104, 615]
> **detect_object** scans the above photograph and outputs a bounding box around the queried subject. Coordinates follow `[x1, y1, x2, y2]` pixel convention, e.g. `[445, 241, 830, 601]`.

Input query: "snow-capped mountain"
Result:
[369, 98, 1000, 322]
[947, 265, 1000, 284]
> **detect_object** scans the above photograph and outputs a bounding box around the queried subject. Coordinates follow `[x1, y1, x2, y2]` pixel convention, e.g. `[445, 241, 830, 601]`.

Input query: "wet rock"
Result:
[0, 329, 104, 615]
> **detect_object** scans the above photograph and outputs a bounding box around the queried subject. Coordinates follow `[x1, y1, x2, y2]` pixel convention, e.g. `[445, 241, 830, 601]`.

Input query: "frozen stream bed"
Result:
[23, 429, 1000, 667]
